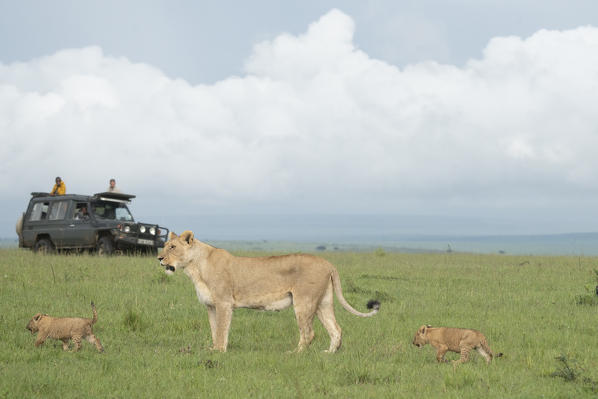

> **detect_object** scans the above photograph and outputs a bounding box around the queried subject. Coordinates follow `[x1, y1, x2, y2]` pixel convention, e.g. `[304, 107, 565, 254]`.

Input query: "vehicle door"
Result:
[22, 199, 66, 247]
[62, 201, 97, 247]
[45, 199, 70, 247]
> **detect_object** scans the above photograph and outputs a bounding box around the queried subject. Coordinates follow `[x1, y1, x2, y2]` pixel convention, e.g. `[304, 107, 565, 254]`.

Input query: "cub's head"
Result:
[157, 230, 195, 274]
[26, 313, 45, 334]
[412, 325, 432, 348]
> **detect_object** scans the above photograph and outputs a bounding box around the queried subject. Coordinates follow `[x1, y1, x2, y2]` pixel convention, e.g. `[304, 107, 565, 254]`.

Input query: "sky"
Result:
[2, 1, 598, 240]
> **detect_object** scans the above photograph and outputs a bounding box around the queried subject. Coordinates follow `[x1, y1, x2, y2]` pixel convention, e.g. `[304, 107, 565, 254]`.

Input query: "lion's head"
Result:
[157, 230, 196, 274]
[412, 325, 431, 348]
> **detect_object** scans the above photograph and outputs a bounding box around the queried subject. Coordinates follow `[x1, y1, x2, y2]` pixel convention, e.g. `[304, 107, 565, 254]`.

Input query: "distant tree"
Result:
[316, 245, 326, 251]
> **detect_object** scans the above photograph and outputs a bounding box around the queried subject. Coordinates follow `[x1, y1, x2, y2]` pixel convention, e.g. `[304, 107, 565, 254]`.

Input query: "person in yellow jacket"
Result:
[50, 176, 66, 196]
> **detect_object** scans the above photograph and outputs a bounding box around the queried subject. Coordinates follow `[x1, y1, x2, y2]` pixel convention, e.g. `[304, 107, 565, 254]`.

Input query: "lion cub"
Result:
[412, 325, 501, 364]
[26, 302, 104, 352]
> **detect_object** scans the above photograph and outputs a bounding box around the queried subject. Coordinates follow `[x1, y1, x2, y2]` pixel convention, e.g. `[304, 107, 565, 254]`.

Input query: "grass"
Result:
[1, 249, 598, 398]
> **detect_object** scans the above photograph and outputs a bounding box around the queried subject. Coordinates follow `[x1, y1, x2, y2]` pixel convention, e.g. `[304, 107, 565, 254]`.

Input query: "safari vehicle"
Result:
[16, 192, 169, 255]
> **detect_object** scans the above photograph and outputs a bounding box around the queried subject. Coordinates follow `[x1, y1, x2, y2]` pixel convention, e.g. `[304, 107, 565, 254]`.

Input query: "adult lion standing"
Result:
[157, 231, 380, 353]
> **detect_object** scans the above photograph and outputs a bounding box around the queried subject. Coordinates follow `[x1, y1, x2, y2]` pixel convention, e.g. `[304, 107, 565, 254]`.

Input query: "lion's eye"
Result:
[171, 245, 176, 249]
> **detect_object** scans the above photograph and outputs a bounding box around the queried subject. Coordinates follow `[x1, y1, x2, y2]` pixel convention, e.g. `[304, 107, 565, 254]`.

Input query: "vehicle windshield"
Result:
[91, 201, 134, 222]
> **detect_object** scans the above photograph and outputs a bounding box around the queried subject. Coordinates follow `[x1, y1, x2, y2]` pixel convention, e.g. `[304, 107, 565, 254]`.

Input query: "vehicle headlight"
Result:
[140, 225, 146, 233]
[124, 225, 131, 233]
[149, 227, 156, 235]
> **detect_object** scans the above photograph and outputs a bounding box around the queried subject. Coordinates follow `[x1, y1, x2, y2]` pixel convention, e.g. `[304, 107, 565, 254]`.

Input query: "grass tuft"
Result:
[123, 307, 146, 332]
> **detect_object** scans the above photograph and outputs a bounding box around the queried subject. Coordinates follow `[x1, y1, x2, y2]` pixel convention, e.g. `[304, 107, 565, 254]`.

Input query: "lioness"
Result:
[412, 325, 502, 364]
[157, 231, 380, 353]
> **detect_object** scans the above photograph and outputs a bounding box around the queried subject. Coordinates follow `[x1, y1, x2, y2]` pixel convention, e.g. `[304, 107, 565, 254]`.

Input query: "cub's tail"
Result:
[90, 301, 98, 325]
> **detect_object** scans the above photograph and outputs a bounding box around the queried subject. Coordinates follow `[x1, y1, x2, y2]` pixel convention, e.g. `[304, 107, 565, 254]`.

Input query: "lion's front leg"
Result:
[212, 304, 233, 352]
[206, 305, 218, 349]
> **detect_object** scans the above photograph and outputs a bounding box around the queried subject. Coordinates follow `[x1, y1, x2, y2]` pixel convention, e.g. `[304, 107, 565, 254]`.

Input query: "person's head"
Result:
[55, 177, 62, 184]
[109, 178, 116, 188]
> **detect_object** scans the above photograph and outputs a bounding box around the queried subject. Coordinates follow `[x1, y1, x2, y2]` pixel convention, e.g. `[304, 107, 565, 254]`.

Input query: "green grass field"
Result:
[1, 248, 597, 398]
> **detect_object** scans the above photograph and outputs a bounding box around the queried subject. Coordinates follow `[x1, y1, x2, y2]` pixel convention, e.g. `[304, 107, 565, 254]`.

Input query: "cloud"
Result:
[2, 9, 598, 221]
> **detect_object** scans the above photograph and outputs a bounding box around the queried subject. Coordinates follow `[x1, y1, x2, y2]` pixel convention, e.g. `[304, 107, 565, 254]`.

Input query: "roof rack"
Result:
[93, 192, 136, 203]
[30, 192, 51, 198]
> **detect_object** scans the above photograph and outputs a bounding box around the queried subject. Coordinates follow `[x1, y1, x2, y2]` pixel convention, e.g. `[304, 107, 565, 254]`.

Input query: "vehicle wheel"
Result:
[33, 238, 55, 254]
[97, 236, 114, 256]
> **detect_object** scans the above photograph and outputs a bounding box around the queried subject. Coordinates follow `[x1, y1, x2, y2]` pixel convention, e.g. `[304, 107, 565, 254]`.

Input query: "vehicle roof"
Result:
[29, 192, 136, 203]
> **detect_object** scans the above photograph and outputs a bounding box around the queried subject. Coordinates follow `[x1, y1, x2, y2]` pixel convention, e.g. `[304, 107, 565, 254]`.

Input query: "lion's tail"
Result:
[90, 301, 98, 325]
[331, 269, 380, 317]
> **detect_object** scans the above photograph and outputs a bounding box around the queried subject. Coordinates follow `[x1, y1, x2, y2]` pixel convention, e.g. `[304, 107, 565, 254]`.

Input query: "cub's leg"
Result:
[72, 335, 83, 352]
[435, 344, 449, 363]
[61, 338, 70, 351]
[476, 346, 492, 364]
[34, 334, 47, 347]
[315, 283, 342, 353]
[453, 345, 472, 364]
[213, 304, 233, 352]
[86, 334, 104, 353]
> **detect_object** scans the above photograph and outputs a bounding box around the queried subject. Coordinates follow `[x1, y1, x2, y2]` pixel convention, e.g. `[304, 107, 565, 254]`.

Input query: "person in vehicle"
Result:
[107, 178, 121, 193]
[75, 205, 90, 221]
[50, 177, 66, 196]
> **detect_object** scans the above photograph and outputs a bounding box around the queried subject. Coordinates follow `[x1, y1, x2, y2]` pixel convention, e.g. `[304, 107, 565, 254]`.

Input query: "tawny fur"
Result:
[26, 302, 104, 352]
[412, 325, 502, 364]
[157, 230, 380, 353]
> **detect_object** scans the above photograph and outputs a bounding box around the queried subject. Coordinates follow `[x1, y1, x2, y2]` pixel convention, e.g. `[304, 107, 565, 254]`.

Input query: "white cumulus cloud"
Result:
[2, 9, 598, 227]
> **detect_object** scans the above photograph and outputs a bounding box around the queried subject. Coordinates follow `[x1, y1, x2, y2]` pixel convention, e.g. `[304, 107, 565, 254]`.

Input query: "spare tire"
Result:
[16, 213, 24, 246]
[15, 213, 24, 237]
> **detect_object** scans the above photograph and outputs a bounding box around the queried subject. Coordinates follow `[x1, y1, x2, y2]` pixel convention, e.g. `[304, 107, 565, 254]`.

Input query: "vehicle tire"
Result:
[97, 236, 114, 256]
[33, 238, 55, 254]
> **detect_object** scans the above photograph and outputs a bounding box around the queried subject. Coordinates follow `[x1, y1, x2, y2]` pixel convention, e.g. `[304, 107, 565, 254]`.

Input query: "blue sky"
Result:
[2, 1, 598, 238]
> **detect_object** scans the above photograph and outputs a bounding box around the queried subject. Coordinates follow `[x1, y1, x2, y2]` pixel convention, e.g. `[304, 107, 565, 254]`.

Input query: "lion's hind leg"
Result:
[293, 301, 316, 353]
[315, 284, 342, 353]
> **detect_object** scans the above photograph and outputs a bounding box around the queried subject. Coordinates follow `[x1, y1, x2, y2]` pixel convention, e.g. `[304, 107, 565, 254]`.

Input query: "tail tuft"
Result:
[496, 352, 503, 358]
[366, 300, 381, 310]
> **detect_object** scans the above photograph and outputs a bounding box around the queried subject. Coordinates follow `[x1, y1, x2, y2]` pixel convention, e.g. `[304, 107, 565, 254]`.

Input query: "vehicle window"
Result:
[48, 201, 69, 220]
[29, 202, 49, 221]
[70, 202, 91, 221]
[91, 201, 134, 222]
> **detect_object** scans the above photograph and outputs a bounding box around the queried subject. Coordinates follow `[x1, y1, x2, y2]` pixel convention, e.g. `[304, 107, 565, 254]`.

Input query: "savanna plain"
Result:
[1, 248, 597, 398]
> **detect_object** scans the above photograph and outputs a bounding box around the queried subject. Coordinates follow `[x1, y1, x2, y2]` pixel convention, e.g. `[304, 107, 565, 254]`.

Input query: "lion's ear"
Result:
[180, 230, 194, 244]
[34, 313, 42, 321]
[420, 325, 427, 334]
[168, 231, 178, 241]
